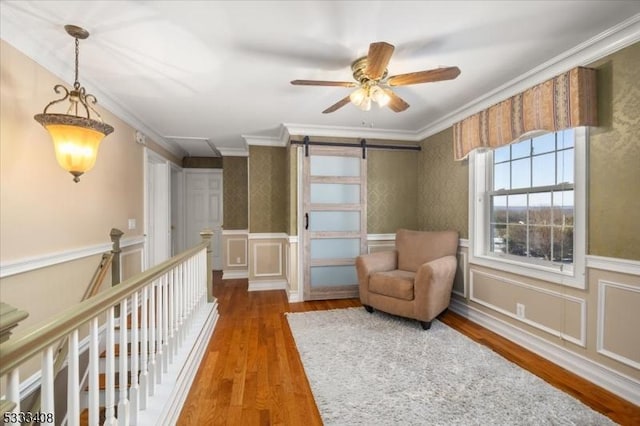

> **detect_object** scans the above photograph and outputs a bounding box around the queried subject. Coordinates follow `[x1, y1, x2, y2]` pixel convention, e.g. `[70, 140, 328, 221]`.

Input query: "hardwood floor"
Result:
[178, 273, 640, 425]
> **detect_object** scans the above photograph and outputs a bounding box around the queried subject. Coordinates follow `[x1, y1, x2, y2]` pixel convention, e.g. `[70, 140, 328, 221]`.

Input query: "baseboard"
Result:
[222, 270, 248, 280]
[449, 299, 640, 406]
[139, 300, 220, 425]
[287, 288, 302, 303]
[248, 279, 287, 292]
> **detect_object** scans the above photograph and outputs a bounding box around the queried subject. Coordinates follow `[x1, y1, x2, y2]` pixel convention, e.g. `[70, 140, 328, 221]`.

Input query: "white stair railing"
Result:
[0, 229, 216, 425]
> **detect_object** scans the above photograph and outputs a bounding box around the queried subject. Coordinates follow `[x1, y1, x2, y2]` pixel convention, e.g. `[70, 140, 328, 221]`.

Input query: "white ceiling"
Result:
[2, 1, 639, 157]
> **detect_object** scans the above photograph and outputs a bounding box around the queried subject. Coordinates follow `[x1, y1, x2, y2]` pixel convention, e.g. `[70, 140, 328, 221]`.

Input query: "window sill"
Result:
[468, 253, 586, 289]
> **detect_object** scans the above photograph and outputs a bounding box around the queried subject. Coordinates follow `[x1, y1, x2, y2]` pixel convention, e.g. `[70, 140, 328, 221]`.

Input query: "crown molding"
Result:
[415, 13, 640, 141]
[219, 147, 249, 156]
[242, 134, 286, 147]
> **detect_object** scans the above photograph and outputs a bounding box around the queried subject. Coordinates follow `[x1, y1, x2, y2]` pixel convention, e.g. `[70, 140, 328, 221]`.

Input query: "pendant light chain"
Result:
[74, 37, 80, 90]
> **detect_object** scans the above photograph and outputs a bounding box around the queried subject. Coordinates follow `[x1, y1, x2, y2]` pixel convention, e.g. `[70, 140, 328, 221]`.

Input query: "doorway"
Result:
[184, 169, 223, 270]
[145, 149, 171, 268]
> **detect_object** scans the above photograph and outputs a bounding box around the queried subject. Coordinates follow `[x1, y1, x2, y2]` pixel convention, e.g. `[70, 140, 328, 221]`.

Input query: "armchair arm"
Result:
[355, 250, 398, 305]
[413, 255, 458, 322]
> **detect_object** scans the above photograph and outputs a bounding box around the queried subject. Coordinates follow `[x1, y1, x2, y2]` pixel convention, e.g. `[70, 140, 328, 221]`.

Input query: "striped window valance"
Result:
[452, 66, 597, 161]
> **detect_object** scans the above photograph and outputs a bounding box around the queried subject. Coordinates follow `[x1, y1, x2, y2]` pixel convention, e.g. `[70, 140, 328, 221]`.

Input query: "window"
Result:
[470, 128, 587, 288]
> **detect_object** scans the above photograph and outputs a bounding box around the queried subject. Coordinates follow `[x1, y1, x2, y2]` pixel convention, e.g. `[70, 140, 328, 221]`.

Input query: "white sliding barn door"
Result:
[302, 146, 367, 300]
[185, 169, 223, 270]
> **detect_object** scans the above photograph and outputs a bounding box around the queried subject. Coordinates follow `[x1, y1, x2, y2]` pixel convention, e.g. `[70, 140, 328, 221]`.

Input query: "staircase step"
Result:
[84, 372, 133, 392]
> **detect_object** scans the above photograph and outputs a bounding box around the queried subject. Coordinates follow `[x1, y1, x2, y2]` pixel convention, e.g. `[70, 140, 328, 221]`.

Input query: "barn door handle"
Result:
[305, 213, 309, 230]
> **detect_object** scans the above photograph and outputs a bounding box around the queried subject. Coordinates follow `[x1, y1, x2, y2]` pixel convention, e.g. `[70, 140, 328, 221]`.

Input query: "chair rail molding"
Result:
[0, 236, 146, 279]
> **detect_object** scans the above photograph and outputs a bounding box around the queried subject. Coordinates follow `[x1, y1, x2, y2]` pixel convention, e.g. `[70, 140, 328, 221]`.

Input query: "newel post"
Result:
[200, 229, 214, 303]
[110, 228, 124, 287]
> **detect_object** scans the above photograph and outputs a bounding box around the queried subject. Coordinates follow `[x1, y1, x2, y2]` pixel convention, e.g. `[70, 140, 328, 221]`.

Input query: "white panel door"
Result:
[185, 169, 223, 270]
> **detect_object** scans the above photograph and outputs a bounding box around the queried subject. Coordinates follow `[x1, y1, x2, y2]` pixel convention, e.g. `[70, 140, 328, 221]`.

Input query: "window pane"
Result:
[532, 132, 556, 155]
[558, 128, 574, 149]
[507, 194, 527, 224]
[529, 192, 551, 225]
[310, 156, 359, 177]
[310, 183, 360, 204]
[552, 190, 574, 226]
[556, 148, 574, 184]
[529, 226, 552, 260]
[532, 153, 555, 187]
[494, 145, 510, 163]
[552, 226, 573, 263]
[494, 162, 510, 190]
[511, 158, 530, 189]
[491, 224, 507, 254]
[511, 139, 531, 159]
[491, 195, 507, 223]
[507, 224, 527, 256]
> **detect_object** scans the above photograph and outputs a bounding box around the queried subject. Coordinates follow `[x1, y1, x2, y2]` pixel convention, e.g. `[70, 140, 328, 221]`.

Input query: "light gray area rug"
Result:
[286, 308, 614, 426]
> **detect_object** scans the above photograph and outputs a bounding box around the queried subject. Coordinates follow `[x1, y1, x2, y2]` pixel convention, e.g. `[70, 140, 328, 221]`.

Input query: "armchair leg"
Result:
[419, 320, 432, 330]
[363, 305, 374, 313]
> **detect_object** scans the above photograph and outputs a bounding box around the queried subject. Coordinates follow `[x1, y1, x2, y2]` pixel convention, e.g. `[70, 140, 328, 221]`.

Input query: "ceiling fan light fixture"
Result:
[349, 87, 367, 106]
[371, 85, 390, 108]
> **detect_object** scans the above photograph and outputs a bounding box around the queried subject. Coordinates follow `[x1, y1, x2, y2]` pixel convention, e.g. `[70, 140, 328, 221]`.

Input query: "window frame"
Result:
[469, 127, 587, 289]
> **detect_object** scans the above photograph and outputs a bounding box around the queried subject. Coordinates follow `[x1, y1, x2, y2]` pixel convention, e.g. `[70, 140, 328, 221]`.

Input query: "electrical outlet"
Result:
[516, 303, 525, 318]
[236, 257, 241, 264]
[128, 218, 136, 230]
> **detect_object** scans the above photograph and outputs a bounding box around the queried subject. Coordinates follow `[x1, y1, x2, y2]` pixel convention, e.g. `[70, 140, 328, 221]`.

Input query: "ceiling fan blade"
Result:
[365, 42, 395, 80]
[384, 89, 410, 112]
[387, 66, 461, 86]
[322, 96, 352, 114]
[291, 79, 357, 87]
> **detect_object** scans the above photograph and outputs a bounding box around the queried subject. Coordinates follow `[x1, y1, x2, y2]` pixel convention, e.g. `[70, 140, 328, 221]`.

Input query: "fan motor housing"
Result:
[351, 57, 388, 84]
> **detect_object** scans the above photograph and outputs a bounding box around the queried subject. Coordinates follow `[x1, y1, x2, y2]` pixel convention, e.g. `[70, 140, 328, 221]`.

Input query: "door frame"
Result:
[144, 148, 171, 269]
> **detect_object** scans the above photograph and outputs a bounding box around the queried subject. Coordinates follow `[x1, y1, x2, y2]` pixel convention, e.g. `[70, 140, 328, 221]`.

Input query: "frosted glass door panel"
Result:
[310, 156, 360, 177]
[311, 265, 358, 287]
[309, 211, 360, 232]
[311, 239, 360, 259]
[310, 184, 360, 204]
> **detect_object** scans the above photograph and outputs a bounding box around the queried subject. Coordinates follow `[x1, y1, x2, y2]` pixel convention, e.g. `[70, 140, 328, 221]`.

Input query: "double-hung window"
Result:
[469, 128, 587, 288]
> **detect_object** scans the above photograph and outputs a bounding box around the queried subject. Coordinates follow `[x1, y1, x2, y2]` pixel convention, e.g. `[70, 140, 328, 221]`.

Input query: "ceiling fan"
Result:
[291, 41, 460, 114]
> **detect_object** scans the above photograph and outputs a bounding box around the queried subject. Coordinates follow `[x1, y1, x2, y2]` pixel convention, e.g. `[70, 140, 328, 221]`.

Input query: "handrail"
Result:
[0, 241, 209, 376]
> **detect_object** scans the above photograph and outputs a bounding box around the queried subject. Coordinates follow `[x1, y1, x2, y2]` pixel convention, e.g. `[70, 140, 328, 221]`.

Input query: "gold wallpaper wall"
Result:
[249, 146, 287, 233]
[588, 42, 640, 260]
[367, 149, 418, 233]
[222, 156, 248, 230]
[287, 145, 298, 236]
[417, 128, 469, 238]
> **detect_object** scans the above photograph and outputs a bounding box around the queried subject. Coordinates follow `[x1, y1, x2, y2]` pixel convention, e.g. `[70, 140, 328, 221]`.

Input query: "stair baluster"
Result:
[88, 318, 100, 425]
[130, 291, 140, 425]
[117, 298, 130, 425]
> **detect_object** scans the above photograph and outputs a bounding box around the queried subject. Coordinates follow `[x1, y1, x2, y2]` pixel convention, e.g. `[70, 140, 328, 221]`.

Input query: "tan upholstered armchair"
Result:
[355, 229, 459, 330]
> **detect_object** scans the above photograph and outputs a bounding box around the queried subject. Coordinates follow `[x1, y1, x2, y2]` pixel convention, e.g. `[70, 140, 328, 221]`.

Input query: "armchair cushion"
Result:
[369, 270, 416, 301]
[396, 229, 459, 272]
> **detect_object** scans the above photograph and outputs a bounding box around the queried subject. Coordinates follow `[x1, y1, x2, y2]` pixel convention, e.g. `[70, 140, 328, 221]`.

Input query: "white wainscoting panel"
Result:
[226, 237, 248, 267]
[252, 242, 283, 277]
[597, 279, 640, 370]
[470, 269, 586, 347]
